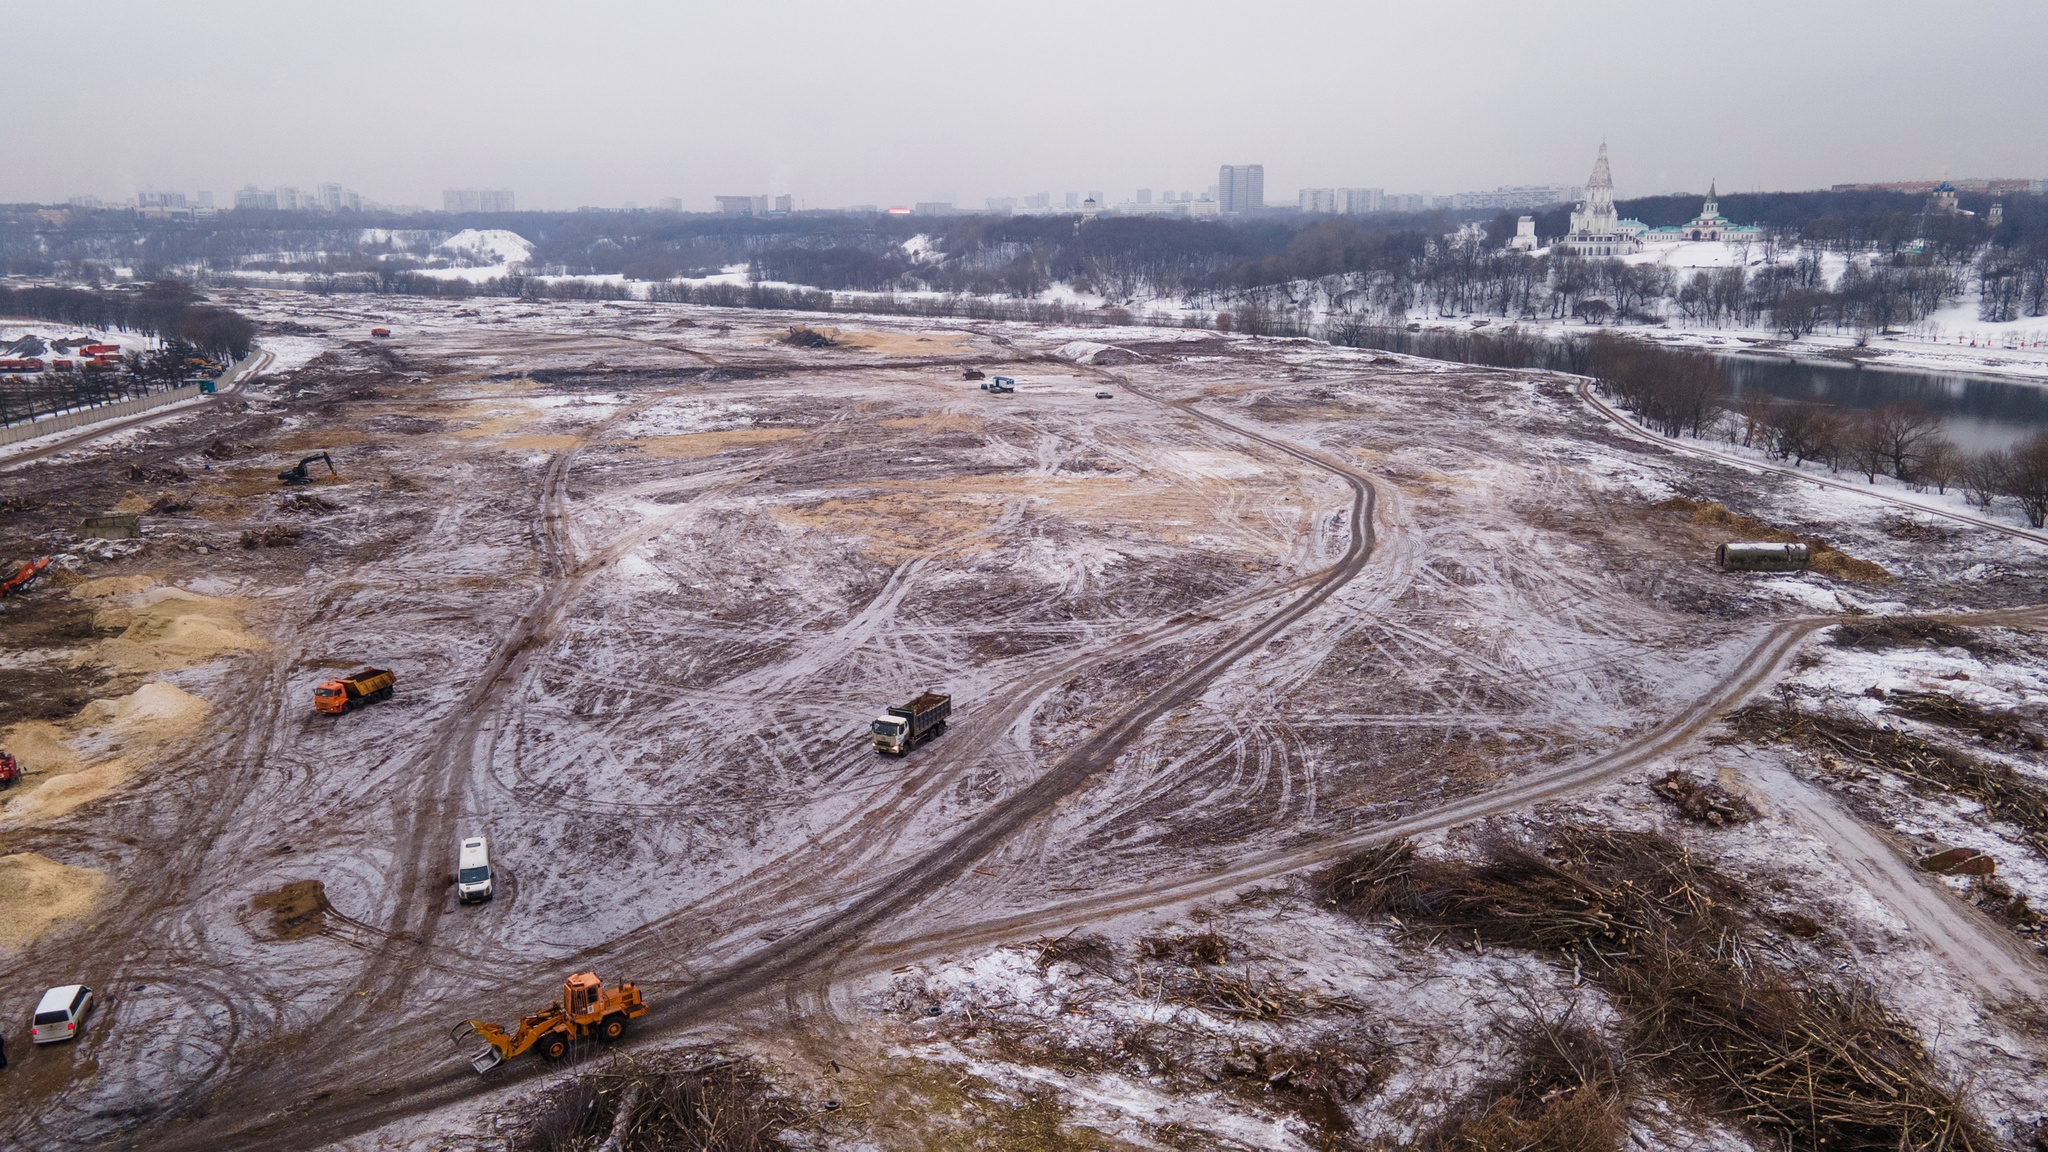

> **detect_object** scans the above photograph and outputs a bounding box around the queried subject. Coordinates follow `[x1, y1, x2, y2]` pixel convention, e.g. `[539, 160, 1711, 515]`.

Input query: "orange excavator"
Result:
[452, 971, 648, 1072]
[1, 556, 52, 598]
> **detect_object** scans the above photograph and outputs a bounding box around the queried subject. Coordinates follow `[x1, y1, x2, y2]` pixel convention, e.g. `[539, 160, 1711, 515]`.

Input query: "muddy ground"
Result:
[3, 292, 2047, 1151]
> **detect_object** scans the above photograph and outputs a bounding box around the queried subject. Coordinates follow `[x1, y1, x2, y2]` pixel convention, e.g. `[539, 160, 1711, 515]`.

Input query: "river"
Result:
[1717, 354, 2048, 453]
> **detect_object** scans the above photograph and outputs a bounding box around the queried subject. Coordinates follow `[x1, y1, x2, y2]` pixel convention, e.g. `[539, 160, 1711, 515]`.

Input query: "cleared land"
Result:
[2, 293, 2046, 1151]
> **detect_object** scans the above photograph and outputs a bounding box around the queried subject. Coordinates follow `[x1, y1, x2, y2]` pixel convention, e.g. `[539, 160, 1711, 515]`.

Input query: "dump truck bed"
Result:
[900, 691, 949, 717]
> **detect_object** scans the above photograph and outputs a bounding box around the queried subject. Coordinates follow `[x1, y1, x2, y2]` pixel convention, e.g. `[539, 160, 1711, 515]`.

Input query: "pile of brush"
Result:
[1326, 827, 1988, 1152]
[1648, 769, 1757, 826]
[506, 1052, 797, 1152]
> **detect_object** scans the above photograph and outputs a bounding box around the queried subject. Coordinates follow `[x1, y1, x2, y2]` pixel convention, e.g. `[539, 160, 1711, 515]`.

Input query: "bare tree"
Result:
[1963, 449, 2009, 511]
[2002, 432, 2048, 527]
[1916, 439, 1962, 494]
[1863, 403, 1944, 481]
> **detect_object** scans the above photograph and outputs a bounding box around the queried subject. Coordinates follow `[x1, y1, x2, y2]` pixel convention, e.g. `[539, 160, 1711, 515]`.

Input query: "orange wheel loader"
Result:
[452, 971, 649, 1073]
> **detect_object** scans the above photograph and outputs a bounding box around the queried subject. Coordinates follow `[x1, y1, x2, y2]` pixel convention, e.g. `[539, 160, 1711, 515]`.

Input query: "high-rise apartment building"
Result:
[1297, 188, 1337, 214]
[1218, 165, 1264, 214]
[445, 188, 516, 213]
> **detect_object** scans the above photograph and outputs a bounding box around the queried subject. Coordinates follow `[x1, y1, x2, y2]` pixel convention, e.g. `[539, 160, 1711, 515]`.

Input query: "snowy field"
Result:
[1, 292, 2046, 1150]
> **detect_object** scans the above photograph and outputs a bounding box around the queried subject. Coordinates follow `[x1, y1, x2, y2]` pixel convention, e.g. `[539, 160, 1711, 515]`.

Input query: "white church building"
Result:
[1557, 143, 1645, 257]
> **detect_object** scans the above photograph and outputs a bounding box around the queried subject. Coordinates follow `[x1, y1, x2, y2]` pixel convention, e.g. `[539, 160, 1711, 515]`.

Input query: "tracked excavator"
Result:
[278, 452, 336, 486]
[452, 971, 648, 1072]
[1, 556, 52, 598]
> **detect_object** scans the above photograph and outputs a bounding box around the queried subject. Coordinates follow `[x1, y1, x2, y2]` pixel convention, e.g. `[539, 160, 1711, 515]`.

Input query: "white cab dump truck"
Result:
[873, 692, 951, 755]
[1717, 541, 1810, 572]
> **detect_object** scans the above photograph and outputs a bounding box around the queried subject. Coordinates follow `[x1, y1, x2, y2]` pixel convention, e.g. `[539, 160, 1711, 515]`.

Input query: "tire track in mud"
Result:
[845, 602, 2048, 989]
[159, 367, 1389, 1152]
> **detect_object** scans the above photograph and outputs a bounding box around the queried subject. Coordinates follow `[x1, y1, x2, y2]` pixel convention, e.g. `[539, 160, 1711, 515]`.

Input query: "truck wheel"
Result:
[538, 1034, 569, 1061]
[600, 1014, 627, 1042]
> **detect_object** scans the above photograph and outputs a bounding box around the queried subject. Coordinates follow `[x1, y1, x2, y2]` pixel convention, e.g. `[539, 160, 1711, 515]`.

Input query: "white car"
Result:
[30, 984, 94, 1044]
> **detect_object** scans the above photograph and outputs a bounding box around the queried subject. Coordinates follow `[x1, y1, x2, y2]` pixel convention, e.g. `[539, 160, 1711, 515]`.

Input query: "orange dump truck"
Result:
[314, 668, 395, 714]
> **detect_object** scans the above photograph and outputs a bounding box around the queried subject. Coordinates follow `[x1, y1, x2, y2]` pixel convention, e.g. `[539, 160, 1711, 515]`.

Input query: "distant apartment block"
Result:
[775, 194, 793, 214]
[234, 186, 278, 210]
[1383, 192, 1434, 213]
[1446, 184, 1579, 212]
[1341, 188, 1384, 214]
[913, 202, 957, 216]
[68, 194, 104, 209]
[1298, 188, 1337, 214]
[444, 188, 516, 213]
[1218, 165, 1264, 214]
[1064, 192, 1080, 209]
[1025, 193, 1051, 209]
[655, 197, 683, 211]
[716, 195, 767, 215]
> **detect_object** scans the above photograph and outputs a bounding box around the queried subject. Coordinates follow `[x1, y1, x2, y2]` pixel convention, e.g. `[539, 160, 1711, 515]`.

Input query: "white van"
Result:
[31, 984, 94, 1044]
[457, 836, 493, 903]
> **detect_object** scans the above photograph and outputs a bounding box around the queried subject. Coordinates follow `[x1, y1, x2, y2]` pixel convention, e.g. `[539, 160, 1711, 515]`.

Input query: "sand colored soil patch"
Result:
[878, 413, 986, 432]
[0, 853, 107, 952]
[89, 587, 261, 672]
[1653, 497, 1891, 582]
[777, 491, 1010, 562]
[451, 410, 543, 438]
[2, 720, 83, 776]
[252, 879, 329, 940]
[496, 434, 586, 452]
[630, 428, 806, 458]
[0, 682, 212, 830]
[71, 575, 160, 599]
[197, 467, 292, 499]
[278, 428, 370, 451]
[817, 328, 973, 356]
[112, 493, 153, 514]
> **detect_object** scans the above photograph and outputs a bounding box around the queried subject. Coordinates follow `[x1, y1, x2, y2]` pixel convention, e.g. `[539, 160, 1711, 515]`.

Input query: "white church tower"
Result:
[1560, 142, 1641, 257]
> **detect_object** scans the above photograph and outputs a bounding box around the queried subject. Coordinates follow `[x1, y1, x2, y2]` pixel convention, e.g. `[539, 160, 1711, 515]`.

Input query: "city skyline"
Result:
[6, 0, 2043, 211]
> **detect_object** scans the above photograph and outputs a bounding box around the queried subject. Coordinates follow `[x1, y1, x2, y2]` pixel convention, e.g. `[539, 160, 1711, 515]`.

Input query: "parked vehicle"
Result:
[981, 376, 1015, 394]
[1095, 391, 1114, 399]
[0, 750, 20, 788]
[453, 971, 648, 1072]
[1717, 541, 1810, 572]
[314, 667, 396, 714]
[872, 692, 951, 755]
[458, 836, 494, 903]
[30, 985, 94, 1044]
[370, 328, 392, 338]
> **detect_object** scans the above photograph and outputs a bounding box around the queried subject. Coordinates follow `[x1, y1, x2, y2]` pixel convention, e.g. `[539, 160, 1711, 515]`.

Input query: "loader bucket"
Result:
[451, 1021, 504, 1074]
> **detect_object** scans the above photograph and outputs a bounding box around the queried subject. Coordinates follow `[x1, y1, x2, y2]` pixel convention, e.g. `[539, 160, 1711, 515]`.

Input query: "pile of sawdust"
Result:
[0, 682, 212, 831]
[89, 587, 261, 672]
[629, 428, 806, 458]
[70, 575, 159, 599]
[0, 852, 107, 951]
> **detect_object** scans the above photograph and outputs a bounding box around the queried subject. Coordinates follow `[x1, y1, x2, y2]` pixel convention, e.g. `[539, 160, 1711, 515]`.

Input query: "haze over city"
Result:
[8, 0, 2047, 210]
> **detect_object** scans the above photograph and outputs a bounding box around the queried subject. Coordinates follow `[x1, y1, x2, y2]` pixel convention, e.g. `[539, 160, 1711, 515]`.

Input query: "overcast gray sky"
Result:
[8, 0, 2045, 210]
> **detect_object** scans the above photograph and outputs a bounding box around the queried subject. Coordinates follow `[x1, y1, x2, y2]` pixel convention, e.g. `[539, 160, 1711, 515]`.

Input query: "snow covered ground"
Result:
[3, 293, 2046, 1151]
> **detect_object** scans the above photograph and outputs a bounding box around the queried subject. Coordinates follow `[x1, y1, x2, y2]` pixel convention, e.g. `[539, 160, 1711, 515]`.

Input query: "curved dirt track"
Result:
[147, 354, 1384, 1152]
